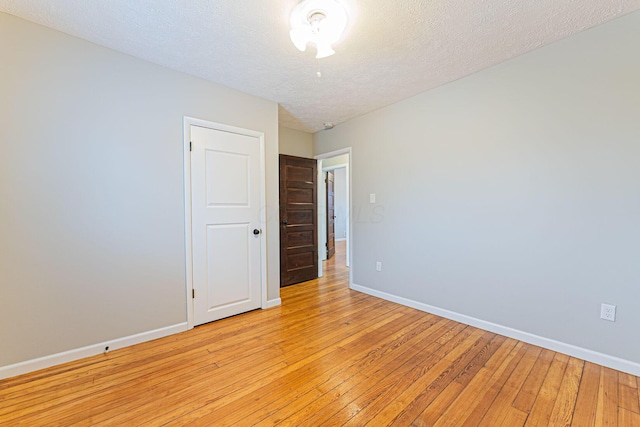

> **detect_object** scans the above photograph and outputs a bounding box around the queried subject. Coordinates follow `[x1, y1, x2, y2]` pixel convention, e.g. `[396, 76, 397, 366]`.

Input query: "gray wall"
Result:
[322, 153, 349, 169]
[279, 126, 313, 157]
[315, 11, 640, 364]
[0, 13, 279, 366]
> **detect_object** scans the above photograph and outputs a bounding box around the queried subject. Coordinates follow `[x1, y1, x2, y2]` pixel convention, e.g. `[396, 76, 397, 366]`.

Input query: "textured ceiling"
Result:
[1, 0, 639, 132]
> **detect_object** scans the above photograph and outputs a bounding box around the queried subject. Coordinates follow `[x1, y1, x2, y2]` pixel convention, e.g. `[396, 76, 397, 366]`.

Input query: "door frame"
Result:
[183, 116, 268, 329]
[315, 148, 352, 284]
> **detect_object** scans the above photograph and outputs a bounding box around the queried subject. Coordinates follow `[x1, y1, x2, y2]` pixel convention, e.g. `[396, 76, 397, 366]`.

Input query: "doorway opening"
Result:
[315, 148, 351, 283]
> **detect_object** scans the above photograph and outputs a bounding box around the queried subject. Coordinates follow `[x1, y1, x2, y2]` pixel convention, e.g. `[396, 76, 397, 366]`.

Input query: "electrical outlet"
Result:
[370, 193, 376, 204]
[375, 261, 382, 272]
[600, 303, 616, 322]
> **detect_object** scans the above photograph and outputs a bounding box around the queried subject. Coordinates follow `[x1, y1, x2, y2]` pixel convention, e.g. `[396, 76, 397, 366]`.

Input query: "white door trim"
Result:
[183, 116, 268, 330]
[314, 148, 352, 287]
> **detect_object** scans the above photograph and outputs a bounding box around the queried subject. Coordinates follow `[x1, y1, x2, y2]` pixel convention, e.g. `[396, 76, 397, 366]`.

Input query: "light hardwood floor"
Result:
[1, 241, 639, 426]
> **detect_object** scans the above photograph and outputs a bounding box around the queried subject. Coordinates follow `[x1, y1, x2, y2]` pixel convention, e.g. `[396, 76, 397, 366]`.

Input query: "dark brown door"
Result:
[280, 155, 318, 287]
[326, 170, 336, 259]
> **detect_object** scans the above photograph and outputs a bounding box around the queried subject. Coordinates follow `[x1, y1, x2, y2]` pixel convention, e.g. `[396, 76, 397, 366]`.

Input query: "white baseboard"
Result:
[0, 322, 189, 380]
[335, 238, 347, 242]
[265, 298, 282, 308]
[351, 283, 640, 376]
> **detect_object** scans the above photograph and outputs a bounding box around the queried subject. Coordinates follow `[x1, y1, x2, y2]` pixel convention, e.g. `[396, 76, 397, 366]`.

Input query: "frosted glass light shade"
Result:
[315, 41, 335, 59]
[290, 27, 312, 51]
[289, 0, 348, 59]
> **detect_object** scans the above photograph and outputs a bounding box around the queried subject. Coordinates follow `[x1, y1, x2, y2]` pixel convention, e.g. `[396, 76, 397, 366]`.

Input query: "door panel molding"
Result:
[183, 116, 267, 329]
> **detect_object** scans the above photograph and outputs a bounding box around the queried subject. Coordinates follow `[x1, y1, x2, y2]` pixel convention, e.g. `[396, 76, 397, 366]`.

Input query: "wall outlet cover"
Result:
[600, 303, 616, 322]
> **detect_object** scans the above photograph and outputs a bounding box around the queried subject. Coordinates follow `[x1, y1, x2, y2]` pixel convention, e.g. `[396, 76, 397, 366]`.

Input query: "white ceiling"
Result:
[1, 0, 639, 133]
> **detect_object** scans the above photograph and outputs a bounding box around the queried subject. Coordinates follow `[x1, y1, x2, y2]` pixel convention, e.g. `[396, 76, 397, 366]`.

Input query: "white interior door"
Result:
[190, 124, 262, 325]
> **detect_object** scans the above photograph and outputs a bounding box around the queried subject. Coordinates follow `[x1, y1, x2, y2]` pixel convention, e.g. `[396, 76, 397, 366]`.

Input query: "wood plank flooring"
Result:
[1, 241, 639, 426]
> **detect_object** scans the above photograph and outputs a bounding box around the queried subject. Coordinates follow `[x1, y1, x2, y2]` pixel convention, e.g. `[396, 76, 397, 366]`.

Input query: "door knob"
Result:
[281, 220, 288, 225]
[253, 229, 261, 235]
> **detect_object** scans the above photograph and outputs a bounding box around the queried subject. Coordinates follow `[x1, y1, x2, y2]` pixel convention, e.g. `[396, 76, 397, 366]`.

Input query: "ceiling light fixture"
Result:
[289, 0, 348, 59]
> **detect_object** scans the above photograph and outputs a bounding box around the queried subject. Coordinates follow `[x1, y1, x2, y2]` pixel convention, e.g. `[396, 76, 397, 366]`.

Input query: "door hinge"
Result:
[192, 289, 195, 299]
[189, 141, 192, 152]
